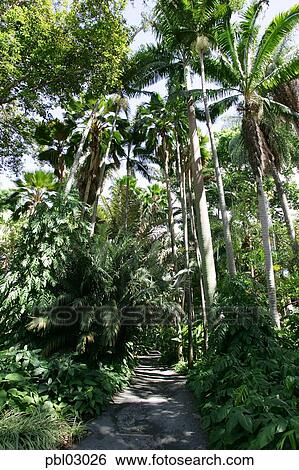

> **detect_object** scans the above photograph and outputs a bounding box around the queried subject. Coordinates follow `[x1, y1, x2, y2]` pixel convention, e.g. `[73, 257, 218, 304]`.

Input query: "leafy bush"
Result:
[0, 347, 134, 419]
[0, 409, 81, 450]
[1, 192, 177, 358]
[282, 308, 299, 347]
[0, 193, 89, 346]
[188, 314, 299, 449]
[137, 326, 180, 365]
[174, 360, 188, 375]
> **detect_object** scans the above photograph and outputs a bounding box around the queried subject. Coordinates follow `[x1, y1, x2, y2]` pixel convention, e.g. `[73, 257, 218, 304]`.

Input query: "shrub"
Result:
[188, 314, 299, 449]
[0, 347, 134, 419]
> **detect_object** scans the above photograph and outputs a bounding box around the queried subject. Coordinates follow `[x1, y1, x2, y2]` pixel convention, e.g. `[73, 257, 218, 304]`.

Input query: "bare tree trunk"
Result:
[256, 172, 280, 328]
[184, 64, 217, 311]
[188, 168, 208, 352]
[163, 139, 177, 271]
[176, 136, 193, 366]
[294, 121, 299, 139]
[83, 159, 94, 204]
[65, 100, 100, 194]
[83, 127, 100, 205]
[199, 51, 236, 277]
[272, 166, 298, 254]
[124, 144, 131, 231]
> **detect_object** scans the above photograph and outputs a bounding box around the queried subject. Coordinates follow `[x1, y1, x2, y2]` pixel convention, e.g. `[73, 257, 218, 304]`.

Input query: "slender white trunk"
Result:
[124, 145, 131, 231]
[188, 168, 208, 352]
[256, 172, 280, 328]
[199, 51, 236, 277]
[184, 64, 217, 310]
[272, 166, 298, 254]
[163, 140, 177, 271]
[90, 112, 118, 237]
[176, 136, 193, 366]
[83, 128, 100, 205]
[65, 100, 100, 194]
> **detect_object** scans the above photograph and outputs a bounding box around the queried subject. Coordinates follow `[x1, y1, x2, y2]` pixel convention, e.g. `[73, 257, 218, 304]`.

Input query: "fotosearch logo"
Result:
[36, 304, 261, 327]
[37, 304, 184, 327]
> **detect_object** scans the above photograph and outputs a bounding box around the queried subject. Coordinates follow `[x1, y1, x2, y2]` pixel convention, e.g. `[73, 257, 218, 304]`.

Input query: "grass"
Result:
[0, 409, 84, 450]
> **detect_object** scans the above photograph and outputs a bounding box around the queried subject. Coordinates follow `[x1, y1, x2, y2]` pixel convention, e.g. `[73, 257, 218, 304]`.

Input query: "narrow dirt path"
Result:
[74, 352, 207, 450]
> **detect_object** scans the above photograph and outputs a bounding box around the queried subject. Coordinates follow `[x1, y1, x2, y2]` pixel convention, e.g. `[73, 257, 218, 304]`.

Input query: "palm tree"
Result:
[154, 0, 241, 288]
[119, 118, 153, 231]
[199, 0, 299, 326]
[99, 177, 143, 237]
[35, 118, 76, 182]
[260, 118, 299, 254]
[65, 99, 101, 194]
[273, 78, 299, 137]
[138, 183, 169, 236]
[155, 0, 238, 277]
[134, 94, 178, 270]
[90, 94, 129, 236]
[80, 98, 128, 207]
[263, 45, 299, 254]
[184, 62, 217, 310]
[129, 42, 218, 309]
[195, 36, 237, 277]
[10, 171, 57, 216]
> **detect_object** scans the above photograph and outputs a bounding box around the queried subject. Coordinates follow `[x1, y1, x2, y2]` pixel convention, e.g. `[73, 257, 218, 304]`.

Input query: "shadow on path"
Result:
[74, 352, 207, 450]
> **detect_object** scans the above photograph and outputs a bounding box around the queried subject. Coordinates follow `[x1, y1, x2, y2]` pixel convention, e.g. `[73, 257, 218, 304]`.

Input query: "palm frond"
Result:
[237, 0, 267, 75]
[259, 54, 299, 94]
[126, 44, 181, 91]
[196, 94, 241, 123]
[215, 20, 244, 80]
[198, 55, 240, 88]
[261, 97, 299, 122]
[250, 4, 299, 88]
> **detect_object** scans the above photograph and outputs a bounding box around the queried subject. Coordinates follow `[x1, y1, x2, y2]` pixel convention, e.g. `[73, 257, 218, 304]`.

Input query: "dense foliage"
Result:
[188, 312, 299, 449]
[0, 0, 299, 451]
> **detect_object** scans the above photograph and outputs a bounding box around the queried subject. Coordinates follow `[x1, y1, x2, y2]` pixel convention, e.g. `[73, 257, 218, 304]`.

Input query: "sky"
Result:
[0, 0, 298, 189]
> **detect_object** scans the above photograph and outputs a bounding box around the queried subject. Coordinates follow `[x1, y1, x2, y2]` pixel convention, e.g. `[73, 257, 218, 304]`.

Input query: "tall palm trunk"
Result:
[256, 171, 280, 328]
[65, 100, 100, 195]
[83, 157, 95, 204]
[176, 136, 194, 366]
[124, 144, 132, 231]
[184, 64, 217, 310]
[188, 168, 209, 352]
[163, 138, 177, 271]
[272, 166, 298, 254]
[83, 126, 100, 205]
[90, 111, 118, 237]
[199, 51, 237, 277]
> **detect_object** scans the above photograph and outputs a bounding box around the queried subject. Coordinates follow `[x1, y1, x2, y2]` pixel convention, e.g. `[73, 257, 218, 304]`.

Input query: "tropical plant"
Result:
[35, 118, 77, 182]
[9, 171, 58, 217]
[194, 0, 299, 326]
[188, 313, 299, 449]
[127, 42, 217, 313]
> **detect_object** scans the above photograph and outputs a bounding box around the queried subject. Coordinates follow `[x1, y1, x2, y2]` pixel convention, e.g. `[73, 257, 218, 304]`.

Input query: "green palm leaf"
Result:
[237, 0, 266, 75]
[259, 55, 299, 94]
[250, 4, 299, 88]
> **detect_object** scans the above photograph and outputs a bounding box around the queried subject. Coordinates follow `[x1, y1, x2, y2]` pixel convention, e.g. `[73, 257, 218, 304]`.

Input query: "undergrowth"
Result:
[188, 312, 299, 449]
[0, 346, 134, 449]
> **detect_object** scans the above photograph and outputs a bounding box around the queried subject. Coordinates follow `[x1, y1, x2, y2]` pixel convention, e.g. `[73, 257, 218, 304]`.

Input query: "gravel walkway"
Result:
[74, 352, 207, 450]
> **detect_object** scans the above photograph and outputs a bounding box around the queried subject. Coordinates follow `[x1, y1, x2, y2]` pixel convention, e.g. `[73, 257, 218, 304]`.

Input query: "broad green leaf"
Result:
[238, 413, 253, 433]
[5, 373, 26, 382]
[250, 423, 276, 449]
